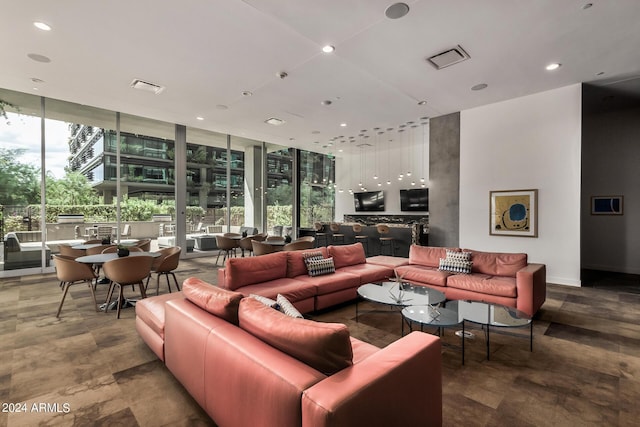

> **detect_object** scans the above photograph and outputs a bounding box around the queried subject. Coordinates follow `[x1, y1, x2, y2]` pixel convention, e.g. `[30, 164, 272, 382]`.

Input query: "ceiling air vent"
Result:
[265, 117, 285, 126]
[427, 45, 470, 70]
[130, 79, 165, 94]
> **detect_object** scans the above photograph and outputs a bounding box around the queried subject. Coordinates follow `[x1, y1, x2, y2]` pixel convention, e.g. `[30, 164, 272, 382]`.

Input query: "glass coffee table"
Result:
[403, 300, 532, 364]
[356, 282, 446, 333]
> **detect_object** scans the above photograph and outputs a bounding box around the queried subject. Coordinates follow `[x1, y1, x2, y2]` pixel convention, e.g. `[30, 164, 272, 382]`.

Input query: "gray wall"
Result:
[582, 99, 640, 273]
[428, 112, 460, 247]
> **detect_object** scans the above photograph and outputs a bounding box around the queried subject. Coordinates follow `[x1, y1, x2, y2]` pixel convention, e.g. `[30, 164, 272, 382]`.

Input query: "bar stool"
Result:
[330, 223, 345, 245]
[376, 224, 395, 256]
[314, 222, 328, 247]
[352, 224, 369, 256]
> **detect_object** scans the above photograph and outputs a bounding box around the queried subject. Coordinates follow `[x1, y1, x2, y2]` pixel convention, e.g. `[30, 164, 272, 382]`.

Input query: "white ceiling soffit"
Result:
[1, 0, 640, 155]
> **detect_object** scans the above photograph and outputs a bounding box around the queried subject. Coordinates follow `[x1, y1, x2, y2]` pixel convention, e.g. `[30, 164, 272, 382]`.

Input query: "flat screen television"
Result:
[354, 191, 385, 212]
[400, 188, 429, 211]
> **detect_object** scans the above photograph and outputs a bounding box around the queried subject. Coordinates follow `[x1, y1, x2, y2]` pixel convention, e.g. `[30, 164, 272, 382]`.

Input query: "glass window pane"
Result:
[299, 150, 336, 228]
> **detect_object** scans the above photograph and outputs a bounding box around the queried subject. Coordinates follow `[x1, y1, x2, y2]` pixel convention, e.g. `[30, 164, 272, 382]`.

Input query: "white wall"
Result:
[335, 128, 429, 218]
[459, 84, 582, 286]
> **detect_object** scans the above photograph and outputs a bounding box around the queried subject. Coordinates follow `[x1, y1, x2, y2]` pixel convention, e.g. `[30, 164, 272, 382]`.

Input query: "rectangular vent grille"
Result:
[130, 79, 165, 94]
[427, 45, 470, 70]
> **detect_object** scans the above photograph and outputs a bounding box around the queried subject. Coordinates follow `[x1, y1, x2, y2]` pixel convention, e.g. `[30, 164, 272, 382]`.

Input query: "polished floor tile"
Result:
[1, 262, 640, 426]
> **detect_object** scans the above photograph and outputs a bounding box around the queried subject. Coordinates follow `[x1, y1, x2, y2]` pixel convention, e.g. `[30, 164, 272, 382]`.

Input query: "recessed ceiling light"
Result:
[265, 117, 285, 126]
[546, 63, 562, 71]
[27, 53, 51, 63]
[340, 123, 347, 127]
[417, 100, 427, 105]
[196, 116, 204, 121]
[216, 104, 229, 110]
[34, 22, 51, 31]
[596, 71, 605, 76]
[582, 3, 593, 10]
[30, 77, 44, 84]
[321, 100, 333, 106]
[385, 3, 410, 19]
[471, 83, 488, 91]
[241, 90, 253, 97]
[322, 45, 335, 53]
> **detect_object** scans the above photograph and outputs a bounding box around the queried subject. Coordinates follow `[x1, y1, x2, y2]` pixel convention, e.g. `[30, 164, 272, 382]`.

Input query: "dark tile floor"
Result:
[1, 261, 640, 426]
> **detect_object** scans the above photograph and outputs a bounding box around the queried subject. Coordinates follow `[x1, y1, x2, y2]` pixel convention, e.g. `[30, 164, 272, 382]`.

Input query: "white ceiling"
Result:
[1, 0, 640, 154]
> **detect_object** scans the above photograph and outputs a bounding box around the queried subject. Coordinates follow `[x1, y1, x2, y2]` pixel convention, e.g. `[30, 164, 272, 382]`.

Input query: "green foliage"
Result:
[0, 148, 40, 205]
[45, 171, 100, 205]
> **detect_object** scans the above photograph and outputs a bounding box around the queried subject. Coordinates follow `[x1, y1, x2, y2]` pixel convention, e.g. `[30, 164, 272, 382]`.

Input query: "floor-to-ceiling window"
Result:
[299, 150, 336, 228]
[266, 144, 293, 236]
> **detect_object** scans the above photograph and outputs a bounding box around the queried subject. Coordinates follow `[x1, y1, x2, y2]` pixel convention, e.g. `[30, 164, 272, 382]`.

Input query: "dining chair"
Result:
[58, 244, 85, 259]
[313, 222, 328, 247]
[294, 236, 315, 243]
[376, 224, 395, 256]
[145, 246, 182, 295]
[215, 236, 239, 265]
[266, 235, 285, 242]
[283, 240, 314, 251]
[101, 246, 143, 253]
[97, 225, 114, 241]
[352, 223, 369, 256]
[121, 224, 132, 237]
[53, 254, 99, 318]
[132, 238, 152, 252]
[252, 240, 276, 256]
[102, 255, 154, 319]
[224, 232, 241, 238]
[86, 244, 116, 276]
[238, 236, 254, 257]
[252, 233, 268, 242]
[330, 223, 345, 245]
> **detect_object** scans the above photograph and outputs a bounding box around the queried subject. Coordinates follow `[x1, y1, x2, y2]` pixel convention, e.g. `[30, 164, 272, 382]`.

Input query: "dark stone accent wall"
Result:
[429, 112, 460, 248]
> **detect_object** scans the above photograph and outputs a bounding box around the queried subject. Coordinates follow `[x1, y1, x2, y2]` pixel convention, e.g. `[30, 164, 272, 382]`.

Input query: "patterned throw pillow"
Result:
[276, 294, 304, 318]
[249, 294, 279, 309]
[302, 250, 326, 275]
[439, 250, 472, 274]
[306, 257, 336, 277]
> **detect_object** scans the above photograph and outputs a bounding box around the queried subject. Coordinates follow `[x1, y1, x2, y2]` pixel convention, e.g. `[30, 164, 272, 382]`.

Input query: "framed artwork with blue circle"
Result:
[490, 189, 538, 237]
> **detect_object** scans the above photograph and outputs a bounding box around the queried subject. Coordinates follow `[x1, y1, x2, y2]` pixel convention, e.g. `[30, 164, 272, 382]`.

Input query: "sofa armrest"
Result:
[516, 263, 546, 317]
[301, 332, 442, 427]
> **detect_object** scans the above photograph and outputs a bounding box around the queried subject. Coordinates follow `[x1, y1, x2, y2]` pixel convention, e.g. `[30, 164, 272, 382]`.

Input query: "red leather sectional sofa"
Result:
[217, 243, 397, 312]
[135, 276, 444, 426]
[369, 245, 546, 316]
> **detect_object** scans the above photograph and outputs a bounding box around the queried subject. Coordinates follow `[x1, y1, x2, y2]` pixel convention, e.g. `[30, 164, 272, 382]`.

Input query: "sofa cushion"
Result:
[409, 245, 459, 268]
[286, 248, 329, 278]
[236, 278, 317, 305]
[339, 263, 394, 285]
[328, 243, 366, 269]
[395, 265, 452, 287]
[465, 250, 527, 277]
[182, 277, 244, 325]
[238, 298, 353, 375]
[277, 294, 304, 318]
[295, 270, 361, 295]
[225, 251, 289, 290]
[447, 274, 517, 298]
[306, 257, 336, 277]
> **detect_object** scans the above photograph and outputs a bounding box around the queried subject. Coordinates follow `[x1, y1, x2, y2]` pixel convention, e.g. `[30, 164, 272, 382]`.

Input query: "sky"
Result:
[0, 112, 71, 179]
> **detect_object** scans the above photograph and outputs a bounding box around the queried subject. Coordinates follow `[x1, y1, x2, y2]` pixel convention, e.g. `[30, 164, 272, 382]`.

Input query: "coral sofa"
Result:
[135, 278, 443, 427]
[217, 243, 396, 312]
[370, 245, 546, 316]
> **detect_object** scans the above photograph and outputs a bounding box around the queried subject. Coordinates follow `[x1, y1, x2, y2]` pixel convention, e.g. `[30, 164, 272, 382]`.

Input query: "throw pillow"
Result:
[182, 277, 244, 324]
[238, 298, 353, 375]
[249, 294, 279, 309]
[276, 294, 303, 318]
[438, 250, 473, 274]
[306, 257, 336, 277]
